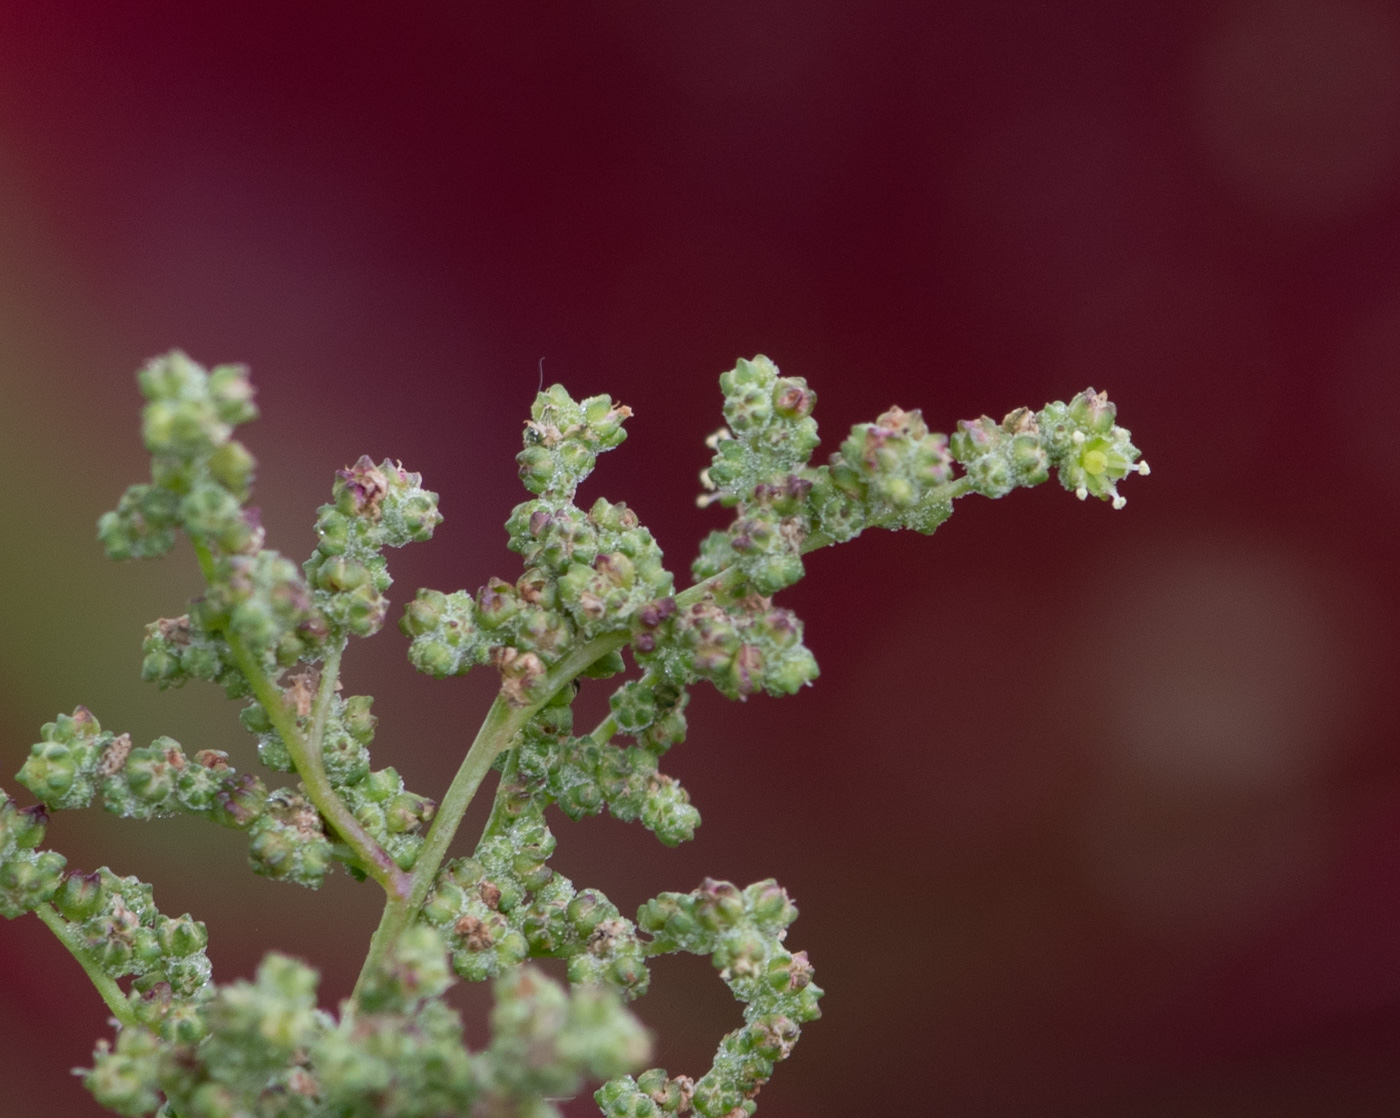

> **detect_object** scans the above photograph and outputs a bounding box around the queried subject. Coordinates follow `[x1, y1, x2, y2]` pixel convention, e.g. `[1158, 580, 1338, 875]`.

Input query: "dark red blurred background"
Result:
[2, 2, 1399, 1114]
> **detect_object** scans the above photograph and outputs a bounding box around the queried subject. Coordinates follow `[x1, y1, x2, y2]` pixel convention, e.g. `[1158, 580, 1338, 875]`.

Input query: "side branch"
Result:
[226, 634, 410, 899]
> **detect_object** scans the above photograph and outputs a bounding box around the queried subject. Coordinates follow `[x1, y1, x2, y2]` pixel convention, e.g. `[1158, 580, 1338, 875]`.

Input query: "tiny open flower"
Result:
[1048, 391, 1146, 509]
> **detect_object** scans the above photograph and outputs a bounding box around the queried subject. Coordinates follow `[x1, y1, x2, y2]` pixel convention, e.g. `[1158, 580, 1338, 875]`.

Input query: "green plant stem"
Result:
[588, 711, 619, 745]
[34, 903, 138, 1029]
[226, 632, 408, 898]
[192, 539, 217, 583]
[480, 741, 523, 843]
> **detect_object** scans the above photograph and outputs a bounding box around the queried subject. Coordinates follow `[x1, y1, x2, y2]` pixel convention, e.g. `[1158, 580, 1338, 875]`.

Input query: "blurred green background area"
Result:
[4, 4, 1400, 1116]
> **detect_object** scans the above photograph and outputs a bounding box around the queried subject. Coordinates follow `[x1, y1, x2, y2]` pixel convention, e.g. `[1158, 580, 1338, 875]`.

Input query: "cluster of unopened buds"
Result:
[1, 350, 1143, 1117]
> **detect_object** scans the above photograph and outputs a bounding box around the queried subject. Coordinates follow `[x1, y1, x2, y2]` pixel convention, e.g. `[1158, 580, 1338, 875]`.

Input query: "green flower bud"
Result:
[315, 555, 371, 592]
[640, 779, 700, 847]
[341, 694, 377, 743]
[142, 394, 229, 458]
[411, 639, 456, 677]
[315, 506, 352, 556]
[85, 1027, 163, 1117]
[420, 883, 463, 929]
[238, 701, 274, 735]
[5, 802, 48, 851]
[98, 483, 181, 560]
[246, 788, 326, 875]
[582, 649, 627, 679]
[0, 849, 66, 913]
[517, 445, 555, 494]
[122, 744, 179, 805]
[401, 588, 445, 634]
[361, 768, 400, 803]
[53, 870, 104, 921]
[130, 926, 164, 971]
[207, 362, 258, 425]
[160, 1002, 208, 1045]
[157, 913, 209, 957]
[18, 742, 80, 805]
[744, 880, 797, 928]
[385, 792, 435, 834]
[206, 438, 256, 497]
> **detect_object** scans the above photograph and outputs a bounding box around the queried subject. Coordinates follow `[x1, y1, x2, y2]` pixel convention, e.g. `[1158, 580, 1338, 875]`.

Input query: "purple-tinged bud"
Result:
[772, 378, 817, 420]
[335, 455, 390, 519]
[695, 878, 745, 929]
[14, 803, 49, 849]
[476, 578, 519, 629]
[213, 773, 267, 829]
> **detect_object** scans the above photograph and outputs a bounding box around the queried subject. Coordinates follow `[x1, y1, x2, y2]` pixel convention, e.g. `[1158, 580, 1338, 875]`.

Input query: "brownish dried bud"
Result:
[587, 918, 629, 956]
[194, 750, 231, 770]
[454, 914, 495, 951]
[772, 381, 816, 419]
[1002, 406, 1038, 435]
[517, 570, 550, 605]
[156, 616, 192, 645]
[490, 647, 547, 706]
[98, 734, 133, 777]
[282, 667, 321, 719]
[286, 1068, 318, 1098]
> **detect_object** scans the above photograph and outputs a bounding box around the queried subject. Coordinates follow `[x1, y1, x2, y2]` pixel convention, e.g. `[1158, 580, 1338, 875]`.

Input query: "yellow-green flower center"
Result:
[1082, 448, 1108, 476]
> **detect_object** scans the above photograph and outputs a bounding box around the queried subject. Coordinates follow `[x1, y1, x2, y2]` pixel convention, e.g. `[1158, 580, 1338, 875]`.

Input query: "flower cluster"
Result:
[305, 456, 443, 638]
[600, 879, 822, 1118]
[515, 695, 699, 845]
[0, 788, 64, 918]
[85, 926, 649, 1118]
[245, 688, 436, 880]
[97, 352, 259, 561]
[418, 754, 652, 995]
[2, 353, 1143, 1118]
[1037, 387, 1149, 507]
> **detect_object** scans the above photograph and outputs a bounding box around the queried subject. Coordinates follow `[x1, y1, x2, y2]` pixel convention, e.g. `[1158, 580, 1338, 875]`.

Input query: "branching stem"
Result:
[189, 541, 408, 897]
[349, 495, 997, 1001]
[225, 632, 409, 898]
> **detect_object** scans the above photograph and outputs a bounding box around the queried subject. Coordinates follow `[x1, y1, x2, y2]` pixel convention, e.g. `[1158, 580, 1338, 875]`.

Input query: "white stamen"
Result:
[1075, 486, 1088, 500]
[1112, 494, 1127, 510]
[1135, 460, 1150, 476]
[1071, 430, 1086, 445]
